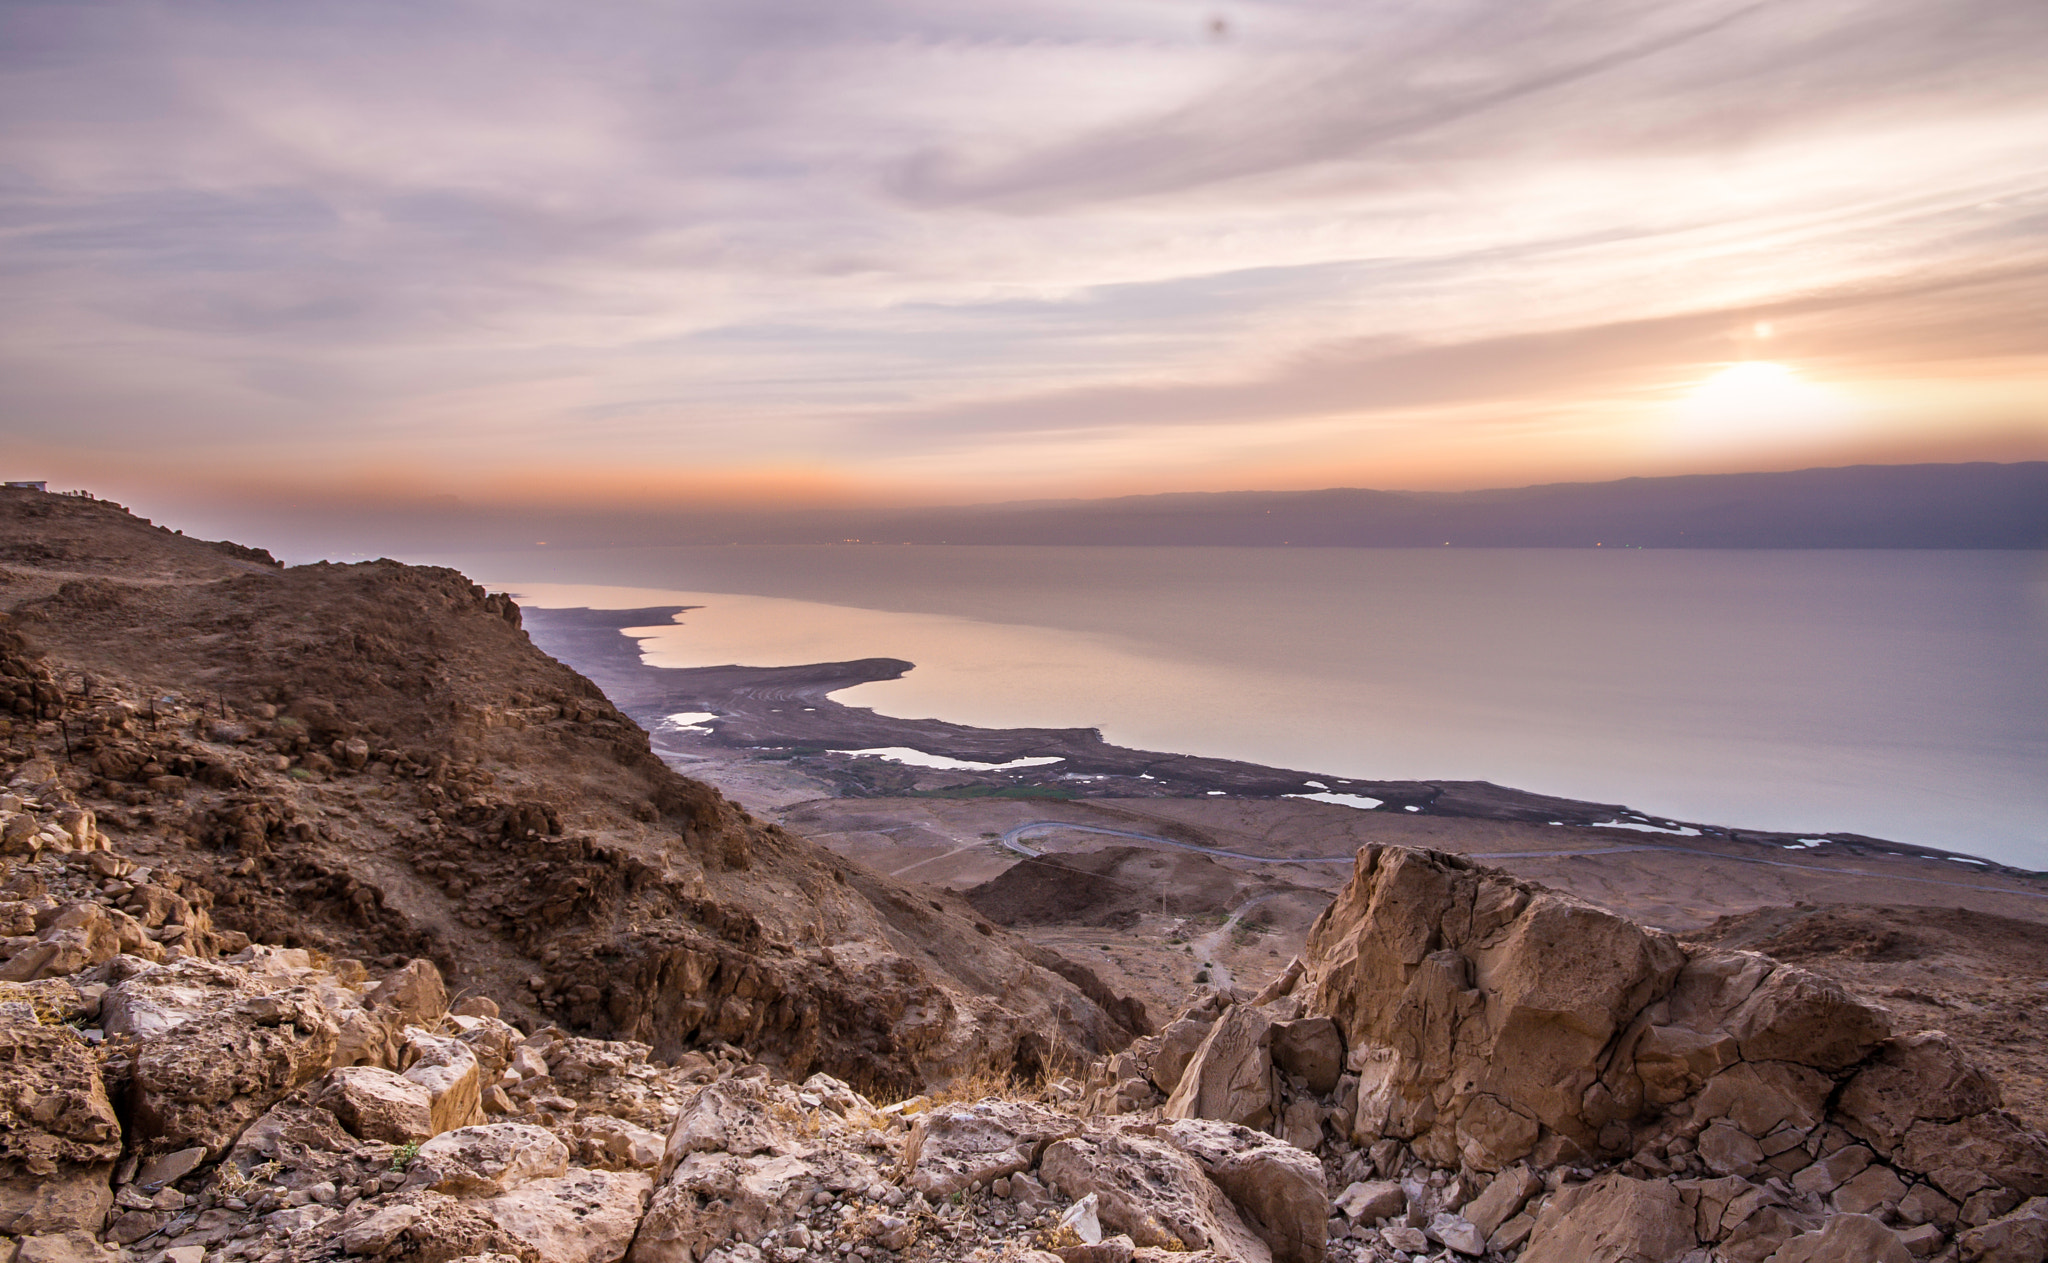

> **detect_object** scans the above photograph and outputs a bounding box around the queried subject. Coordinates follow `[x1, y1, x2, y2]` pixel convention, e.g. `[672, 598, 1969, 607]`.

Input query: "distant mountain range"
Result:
[636, 461, 2043, 549]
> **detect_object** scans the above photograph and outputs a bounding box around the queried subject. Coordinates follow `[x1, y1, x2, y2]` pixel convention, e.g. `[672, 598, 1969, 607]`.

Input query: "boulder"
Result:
[1839, 1032, 2005, 1156]
[483, 1167, 651, 1263]
[369, 958, 448, 1028]
[403, 1030, 485, 1135]
[1333, 1180, 1405, 1223]
[630, 1152, 823, 1263]
[899, 1099, 1081, 1198]
[0, 1012, 120, 1236]
[409, 1124, 571, 1197]
[1519, 1173, 1697, 1263]
[1895, 1111, 2048, 1202]
[1462, 1164, 1541, 1240]
[1270, 1018, 1342, 1096]
[312, 1066, 436, 1144]
[1762, 1213, 1912, 1263]
[1041, 1125, 1273, 1263]
[1958, 1196, 2048, 1263]
[127, 986, 338, 1159]
[1301, 847, 1684, 1169]
[1149, 1018, 1214, 1096]
[99, 958, 269, 1040]
[1161, 1119, 1328, 1263]
[1163, 1005, 1277, 1130]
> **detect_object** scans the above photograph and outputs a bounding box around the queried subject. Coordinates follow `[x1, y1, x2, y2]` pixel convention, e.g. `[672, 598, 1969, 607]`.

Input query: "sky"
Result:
[3, 0, 2046, 531]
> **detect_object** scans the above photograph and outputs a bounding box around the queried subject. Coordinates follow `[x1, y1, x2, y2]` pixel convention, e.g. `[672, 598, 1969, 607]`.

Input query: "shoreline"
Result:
[521, 603, 2041, 880]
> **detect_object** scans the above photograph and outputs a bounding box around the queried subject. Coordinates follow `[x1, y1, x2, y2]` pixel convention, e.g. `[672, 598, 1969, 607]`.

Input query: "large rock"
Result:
[1161, 1119, 1328, 1263]
[0, 1012, 120, 1236]
[1294, 846, 1917, 1173]
[403, 1030, 485, 1135]
[312, 1066, 435, 1144]
[1519, 1173, 1697, 1263]
[128, 986, 338, 1159]
[1895, 1111, 2048, 1202]
[0, 903, 120, 981]
[1042, 1125, 1274, 1263]
[482, 1168, 651, 1263]
[409, 1124, 570, 1197]
[1149, 1018, 1215, 1096]
[1302, 847, 1685, 1168]
[1762, 1213, 1912, 1263]
[100, 958, 270, 1040]
[899, 1099, 1081, 1198]
[369, 958, 448, 1028]
[1270, 1018, 1342, 1096]
[1839, 1032, 2005, 1155]
[1163, 1005, 1277, 1131]
[1958, 1196, 2048, 1263]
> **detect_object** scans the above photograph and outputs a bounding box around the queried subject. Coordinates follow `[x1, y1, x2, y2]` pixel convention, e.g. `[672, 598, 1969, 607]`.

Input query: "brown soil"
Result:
[966, 845, 1285, 930]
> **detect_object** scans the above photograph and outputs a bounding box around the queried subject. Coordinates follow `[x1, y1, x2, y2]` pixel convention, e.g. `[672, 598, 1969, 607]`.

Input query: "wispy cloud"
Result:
[0, 0, 2043, 514]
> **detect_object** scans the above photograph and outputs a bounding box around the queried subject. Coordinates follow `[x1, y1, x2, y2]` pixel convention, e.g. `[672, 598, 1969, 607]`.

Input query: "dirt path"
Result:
[1192, 892, 1289, 993]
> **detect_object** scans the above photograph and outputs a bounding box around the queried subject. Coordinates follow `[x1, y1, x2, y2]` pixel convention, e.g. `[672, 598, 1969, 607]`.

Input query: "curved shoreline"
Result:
[520, 603, 2040, 879]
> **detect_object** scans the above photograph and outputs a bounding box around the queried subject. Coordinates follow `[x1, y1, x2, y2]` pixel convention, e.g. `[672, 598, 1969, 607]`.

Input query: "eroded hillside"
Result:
[0, 487, 1143, 1093]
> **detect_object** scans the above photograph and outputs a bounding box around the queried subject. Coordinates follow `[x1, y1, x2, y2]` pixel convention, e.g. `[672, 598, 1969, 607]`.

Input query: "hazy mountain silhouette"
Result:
[826, 462, 2048, 548]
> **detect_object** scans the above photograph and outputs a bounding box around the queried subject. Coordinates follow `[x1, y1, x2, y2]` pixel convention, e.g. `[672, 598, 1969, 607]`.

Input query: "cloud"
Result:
[0, 0, 2044, 509]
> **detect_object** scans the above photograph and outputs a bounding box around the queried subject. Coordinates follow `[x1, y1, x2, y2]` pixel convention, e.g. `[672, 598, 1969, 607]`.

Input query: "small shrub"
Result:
[390, 1141, 422, 1172]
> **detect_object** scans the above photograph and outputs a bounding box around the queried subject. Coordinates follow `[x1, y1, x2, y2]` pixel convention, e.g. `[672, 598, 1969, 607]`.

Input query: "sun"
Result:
[1669, 361, 1856, 450]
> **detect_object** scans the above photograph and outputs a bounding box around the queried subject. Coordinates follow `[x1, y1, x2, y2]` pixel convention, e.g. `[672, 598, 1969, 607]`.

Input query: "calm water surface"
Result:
[411, 546, 2048, 868]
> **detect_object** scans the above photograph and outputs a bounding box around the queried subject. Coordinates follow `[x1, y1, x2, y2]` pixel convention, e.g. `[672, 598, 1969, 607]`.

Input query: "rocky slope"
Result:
[6, 485, 2045, 1263]
[0, 487, 1144, 1090]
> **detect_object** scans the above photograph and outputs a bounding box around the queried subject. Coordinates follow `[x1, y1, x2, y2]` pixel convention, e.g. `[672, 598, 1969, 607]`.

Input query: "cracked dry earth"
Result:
[5, 485, 2048, 1263]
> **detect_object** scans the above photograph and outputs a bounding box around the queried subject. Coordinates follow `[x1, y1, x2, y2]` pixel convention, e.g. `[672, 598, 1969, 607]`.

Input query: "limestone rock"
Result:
[403, 1029, 485, 1135]
[1041, 1125, 1273, 1263]
[630, 1151, 823, 1263]
[1519, 1173, 1698, 1263]
[1270, 1018, 1342, 1096]
[313, 1065, 436, 1144]
[369, 958, 448, 1028]
[1301, 847, 1684, 1169]
[1462, 1164, 1541, 1240]
[1162, 1005, 1276, 1131]
[1333, 1180, 1404, 1223]
[483, 1167, 651, 1263]
[899, 1098, 1081, 1198]
[1957, 1195, 2048, 1262]
[410, 1124, 571, 1197]
[128, 985, 338, 1159]
[1839, 1032, 2005, 1156]
[1762, 1212, 1912, 1263]
[0, 1010, 120, 1239]
[1896, 1110, 2048, 1203]
[1161, 1119, 1328, 1263]
[1149, 1018, 1214, 1096]
[99, 958, 269, 1041]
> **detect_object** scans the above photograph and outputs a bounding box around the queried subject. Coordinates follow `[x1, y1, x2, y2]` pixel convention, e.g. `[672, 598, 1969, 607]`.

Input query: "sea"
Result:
[404, 545, 2048, 870]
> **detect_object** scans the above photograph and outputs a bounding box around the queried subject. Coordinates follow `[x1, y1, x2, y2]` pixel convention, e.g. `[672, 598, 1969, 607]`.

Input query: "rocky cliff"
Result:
[4, 485, 2043, 1263]
[0, 488, 1144, 1090]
